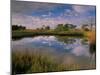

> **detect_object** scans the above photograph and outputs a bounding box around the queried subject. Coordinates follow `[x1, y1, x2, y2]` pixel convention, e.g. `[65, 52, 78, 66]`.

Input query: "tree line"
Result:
[12, 23, 94, 31]
[12, 25, 26, 30]
[55, 24, 76, 31]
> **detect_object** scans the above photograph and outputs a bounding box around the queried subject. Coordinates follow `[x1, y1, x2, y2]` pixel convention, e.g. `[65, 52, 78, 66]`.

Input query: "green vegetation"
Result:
[12, 30, 84, 38]
[12, 23, 95, 38]
[55, 24, 76, 31]
[12, 50, 95, 74]
[12, 50, 69, 74]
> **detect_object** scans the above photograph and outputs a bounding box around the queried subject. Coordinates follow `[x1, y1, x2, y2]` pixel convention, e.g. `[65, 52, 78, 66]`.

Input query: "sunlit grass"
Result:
[86, 31, 96, 44]
[12, 49, 95, 74]
[12, 50, 66, 74]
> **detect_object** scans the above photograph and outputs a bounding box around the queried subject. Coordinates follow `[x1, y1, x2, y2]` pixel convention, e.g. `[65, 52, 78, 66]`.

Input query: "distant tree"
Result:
[55, 24, 64, 31]
[89, 16, 95, 31]
[42, 25, 46, 30]
[69, 24, 76, 29]
[55, 23, 77, 31]
[45, 26, 50, 30]
[84, 28, 90, 31]
[12, 25, 18, 30]
[36, 28, 40, 30]
[12, 25, 26, 30]
[40, 27, 44, 30]
[64, 24, 69, 30]
[81, 24, 90, 31]
[64, 24, 76, 29]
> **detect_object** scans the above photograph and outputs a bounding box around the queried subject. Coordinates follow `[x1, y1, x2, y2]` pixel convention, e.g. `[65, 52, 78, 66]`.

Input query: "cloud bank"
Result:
[11, 1, 96, 29]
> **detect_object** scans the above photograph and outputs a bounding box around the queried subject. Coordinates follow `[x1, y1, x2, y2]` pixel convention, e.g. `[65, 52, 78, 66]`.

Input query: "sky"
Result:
[11, 1, 96, 29]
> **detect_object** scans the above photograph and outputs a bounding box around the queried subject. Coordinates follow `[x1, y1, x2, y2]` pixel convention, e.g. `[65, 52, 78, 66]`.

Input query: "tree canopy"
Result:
[12, 25, 26, 30]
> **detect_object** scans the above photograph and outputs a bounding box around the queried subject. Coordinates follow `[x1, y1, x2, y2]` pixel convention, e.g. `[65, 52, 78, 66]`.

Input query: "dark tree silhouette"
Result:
[45, 26, 50, 30]
[12, 25, 26, 30]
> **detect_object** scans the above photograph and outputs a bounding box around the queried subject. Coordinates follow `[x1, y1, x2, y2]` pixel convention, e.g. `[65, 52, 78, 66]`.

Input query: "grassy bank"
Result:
[12, 30, 84, 38]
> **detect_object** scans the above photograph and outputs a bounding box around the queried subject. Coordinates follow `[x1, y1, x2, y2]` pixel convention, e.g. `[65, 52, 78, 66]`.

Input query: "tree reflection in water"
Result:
[56, 36, 76, 44]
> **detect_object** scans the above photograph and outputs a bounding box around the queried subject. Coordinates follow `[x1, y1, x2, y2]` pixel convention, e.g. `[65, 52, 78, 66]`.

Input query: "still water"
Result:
[12, 36, 96, 69]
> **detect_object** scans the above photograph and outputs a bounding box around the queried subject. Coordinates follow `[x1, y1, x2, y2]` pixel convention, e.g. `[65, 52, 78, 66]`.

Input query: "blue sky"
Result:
[12, 1, 96, 29]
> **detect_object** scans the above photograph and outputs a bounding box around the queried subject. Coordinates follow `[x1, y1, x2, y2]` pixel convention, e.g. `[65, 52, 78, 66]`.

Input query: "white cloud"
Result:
[11, 1, 96, 29]
[12, 13, 92, 29]
[42, 12, 53, 17]
[63, 9, 79, 17]
[72, 5, 95, 14]
[12, 13, 69, 29]
[72, 5, 86, 13]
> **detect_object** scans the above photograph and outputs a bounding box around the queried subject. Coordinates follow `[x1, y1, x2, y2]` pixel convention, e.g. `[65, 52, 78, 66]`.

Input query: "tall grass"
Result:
[12, 50, 66, 74]
[85, 31, 96, 53]
[88, 32, 96, 54]
[12, 49, 95, 75]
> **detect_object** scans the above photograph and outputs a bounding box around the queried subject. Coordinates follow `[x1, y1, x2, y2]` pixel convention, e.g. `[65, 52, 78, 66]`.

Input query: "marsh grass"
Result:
[12, 49, 95, 75]
[12, 50, 66, 74]
[85, 31, 96, 53]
